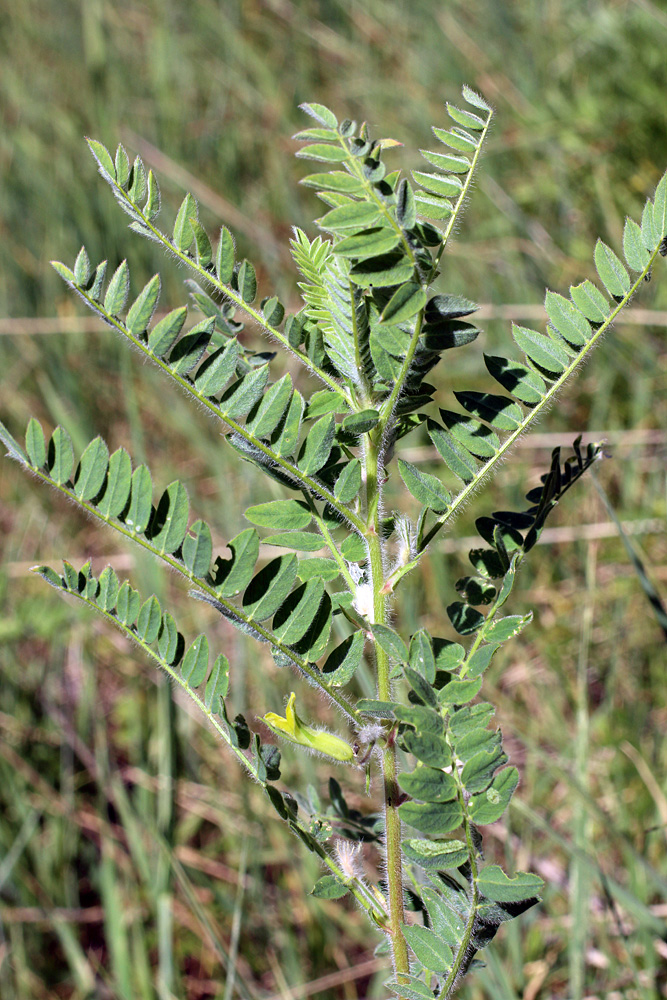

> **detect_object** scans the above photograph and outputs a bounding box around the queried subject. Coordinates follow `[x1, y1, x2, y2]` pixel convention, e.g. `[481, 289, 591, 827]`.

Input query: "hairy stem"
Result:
[363, 434, 410, 983]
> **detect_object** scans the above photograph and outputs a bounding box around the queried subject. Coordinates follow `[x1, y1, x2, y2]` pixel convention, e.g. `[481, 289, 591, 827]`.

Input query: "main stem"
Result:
[364, 434, 409, 983]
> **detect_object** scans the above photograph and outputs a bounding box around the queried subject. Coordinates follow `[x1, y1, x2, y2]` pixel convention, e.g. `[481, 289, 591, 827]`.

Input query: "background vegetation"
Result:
[1, 1, 666, 998]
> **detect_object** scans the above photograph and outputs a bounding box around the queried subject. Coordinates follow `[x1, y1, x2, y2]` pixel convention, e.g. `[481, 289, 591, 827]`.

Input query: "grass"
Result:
[1, 1, 666, 997]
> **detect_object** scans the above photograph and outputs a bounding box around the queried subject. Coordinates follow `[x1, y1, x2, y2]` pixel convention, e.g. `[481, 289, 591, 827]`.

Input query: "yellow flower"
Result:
[263, 692, 353, 763]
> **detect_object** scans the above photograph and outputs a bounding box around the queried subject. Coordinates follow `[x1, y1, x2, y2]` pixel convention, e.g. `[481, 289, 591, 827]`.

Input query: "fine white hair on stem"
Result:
[335, 839, 365, 881]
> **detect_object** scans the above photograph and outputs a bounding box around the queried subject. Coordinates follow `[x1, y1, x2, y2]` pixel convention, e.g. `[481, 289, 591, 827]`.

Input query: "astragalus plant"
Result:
[2, 87, 665, 997]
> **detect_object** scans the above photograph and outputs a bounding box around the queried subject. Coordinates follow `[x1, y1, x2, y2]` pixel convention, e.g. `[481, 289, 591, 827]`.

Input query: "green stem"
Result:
[302, 491, 359, 595]
[363, 434, 410, 983]
[437, 769, 480, 999]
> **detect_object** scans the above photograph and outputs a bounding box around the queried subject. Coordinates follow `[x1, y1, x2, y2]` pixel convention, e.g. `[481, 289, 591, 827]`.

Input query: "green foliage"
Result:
[1, 88, 666, 999]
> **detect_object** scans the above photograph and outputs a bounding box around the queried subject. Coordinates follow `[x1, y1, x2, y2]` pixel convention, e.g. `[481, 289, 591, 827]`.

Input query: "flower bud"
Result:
[263, 692, 353, 763]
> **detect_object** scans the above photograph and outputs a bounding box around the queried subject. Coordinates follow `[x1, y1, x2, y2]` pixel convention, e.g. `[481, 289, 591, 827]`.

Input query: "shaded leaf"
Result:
[182, 519, 213, 578]
[381, 282, 427, 325]
[48, 426, 74, 485]
[148, 480, 189, 554]
[402, 838, 468, 871]
[243, 555, 298, 621]
[447, 602, 485, 635]
[484, 354, 546, 406]
[311, 876, 349, 899]
[148, 306, 188, 357]
[322, 631, 365, 686]
[477, 865, 544, 903]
